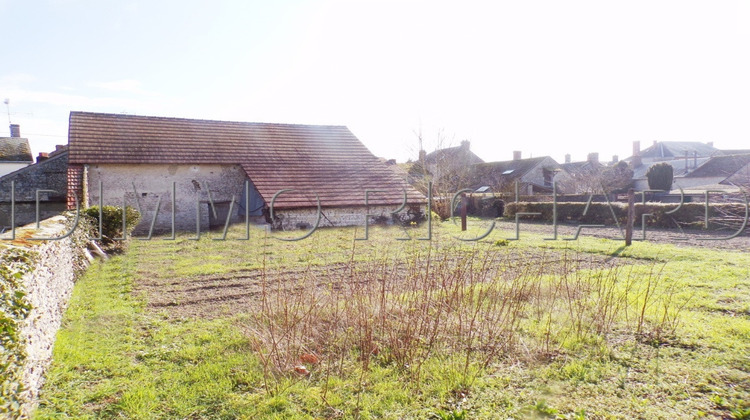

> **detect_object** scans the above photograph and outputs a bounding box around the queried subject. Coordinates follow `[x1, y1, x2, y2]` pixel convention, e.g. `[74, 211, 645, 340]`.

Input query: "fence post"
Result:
[461, 193, 467, 231]
[625, 188, 635, 246]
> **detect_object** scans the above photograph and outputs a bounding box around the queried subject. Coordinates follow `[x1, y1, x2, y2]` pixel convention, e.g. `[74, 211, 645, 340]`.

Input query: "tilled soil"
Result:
[134, 219, 747, 319]
[135, 246, 635, 319]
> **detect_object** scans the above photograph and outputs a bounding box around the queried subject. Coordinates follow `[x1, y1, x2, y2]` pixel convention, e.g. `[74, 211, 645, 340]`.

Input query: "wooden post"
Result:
[461, 193, 468, 231]
[625, 188, 635, 246]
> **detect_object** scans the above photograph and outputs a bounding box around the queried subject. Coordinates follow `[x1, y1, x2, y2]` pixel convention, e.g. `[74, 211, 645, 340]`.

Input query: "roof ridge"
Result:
[478, 155, 549, 165]
[69, 111, 349, 129]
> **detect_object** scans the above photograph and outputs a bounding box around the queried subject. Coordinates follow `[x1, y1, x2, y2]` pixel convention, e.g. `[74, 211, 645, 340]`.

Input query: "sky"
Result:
[1, 0, 749, 164]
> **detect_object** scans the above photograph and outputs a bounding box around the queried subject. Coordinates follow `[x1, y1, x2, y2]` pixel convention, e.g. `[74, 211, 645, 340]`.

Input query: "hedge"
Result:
[504, 202, 748, 229]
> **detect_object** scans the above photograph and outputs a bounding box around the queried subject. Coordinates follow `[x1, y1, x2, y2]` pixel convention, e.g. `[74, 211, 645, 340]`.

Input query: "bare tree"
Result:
[407, 130, 478, 218]
[563, 161, 633, 195]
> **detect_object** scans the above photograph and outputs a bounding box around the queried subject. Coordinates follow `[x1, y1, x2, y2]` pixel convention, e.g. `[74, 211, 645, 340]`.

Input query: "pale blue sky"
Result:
[2, 0, 749, 163]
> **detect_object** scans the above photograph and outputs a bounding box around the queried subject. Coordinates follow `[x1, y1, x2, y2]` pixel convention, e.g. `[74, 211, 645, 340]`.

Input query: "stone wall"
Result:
[0, 151, 68, 227]
[273, 204, 424, 230]
[0, 215, 88, 417]
[0, 152, 68, 203]
[86, 163, 256, 233]
[0, 203, 68, 230]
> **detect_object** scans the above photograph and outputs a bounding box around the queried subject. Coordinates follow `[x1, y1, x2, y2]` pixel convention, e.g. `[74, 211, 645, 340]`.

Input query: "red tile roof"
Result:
[68, 112, 425, 209]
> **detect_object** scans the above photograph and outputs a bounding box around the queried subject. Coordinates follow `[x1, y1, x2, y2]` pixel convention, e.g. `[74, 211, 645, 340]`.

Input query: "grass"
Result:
[34, 218, 750, 419]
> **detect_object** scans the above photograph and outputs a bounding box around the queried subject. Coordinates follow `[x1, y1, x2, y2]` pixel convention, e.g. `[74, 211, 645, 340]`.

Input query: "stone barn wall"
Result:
[86, 164, 255, 233]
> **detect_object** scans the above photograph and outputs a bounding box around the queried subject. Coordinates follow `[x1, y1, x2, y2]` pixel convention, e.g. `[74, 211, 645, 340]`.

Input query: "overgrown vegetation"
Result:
[0, 248, 35, 418]
[247, 247, 681, 396]
[600, 160, 634, 193]
[83, 205, 141, 250]
[34, 221, 750, 418]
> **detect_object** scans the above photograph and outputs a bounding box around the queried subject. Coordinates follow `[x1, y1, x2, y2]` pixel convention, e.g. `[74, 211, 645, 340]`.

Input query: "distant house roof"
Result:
[68, 112, 425, 209]
[720, 149, 750, 155]
[49, 144, 68, 158]
[560, 160, 604, 177]
[473, 156, 548, 177]
[632, 157, 711, 179]
[468, 156, 555, 190]
[0, 137, 33, 162]
[423, 142, 484, 166]
[637, 141, 720, 160]
[379, 157, 410, 180]
[685, 154, 750, 179]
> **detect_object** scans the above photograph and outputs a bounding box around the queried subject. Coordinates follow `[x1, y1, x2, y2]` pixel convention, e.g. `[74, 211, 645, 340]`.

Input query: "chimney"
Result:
[653, 140, 658, 147]
[460, 140, 470, 150]
[587, 152, 599, 164]
[707, 141, 714, 148]
[564, 154, 571, 163]
[55, 145, 65, 152]
[632, 141, 642, 168]
[513, 151, 522, 161]
[612, 155, 619, 163]
[9, 124, 20, 138]
[684, 151, 689, 170]
[37, 152, 49, 163]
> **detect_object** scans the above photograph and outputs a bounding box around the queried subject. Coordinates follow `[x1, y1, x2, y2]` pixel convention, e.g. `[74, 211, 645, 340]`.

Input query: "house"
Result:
[630, 157, 713, 191]
[467, 152, 569, 195]
[409, 141, 484, 192]
[421, 140, 484, 178]
[627, 141, 721, 191]
[633, 140, 720, 164]
[0, 124, 34, 177]
[0, 146, 68, 228]
[623, 140, 750, 193]
[66, 112, 426, 232]
[677, 154, 750, 193]
[559, 153, 607, 193]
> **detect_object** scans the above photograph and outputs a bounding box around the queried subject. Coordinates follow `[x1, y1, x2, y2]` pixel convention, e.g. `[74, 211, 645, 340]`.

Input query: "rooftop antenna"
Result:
[3, 99, 9, 124]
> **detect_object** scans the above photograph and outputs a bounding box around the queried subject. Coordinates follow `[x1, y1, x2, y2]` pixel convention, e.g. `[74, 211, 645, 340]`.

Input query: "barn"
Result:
[66, 112, 425, 232]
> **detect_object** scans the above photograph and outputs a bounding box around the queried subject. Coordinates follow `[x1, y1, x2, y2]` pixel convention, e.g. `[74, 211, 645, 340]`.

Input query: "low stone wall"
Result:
[0, 215, 88, 417]
[272, 204, 425, 230]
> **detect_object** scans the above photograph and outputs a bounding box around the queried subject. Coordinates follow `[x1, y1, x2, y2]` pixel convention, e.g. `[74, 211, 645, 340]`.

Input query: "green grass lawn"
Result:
[34, 220, 750, 419]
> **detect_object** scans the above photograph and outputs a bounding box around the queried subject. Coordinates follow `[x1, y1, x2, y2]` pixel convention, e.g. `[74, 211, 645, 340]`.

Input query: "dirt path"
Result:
[493, 219, 750, 251]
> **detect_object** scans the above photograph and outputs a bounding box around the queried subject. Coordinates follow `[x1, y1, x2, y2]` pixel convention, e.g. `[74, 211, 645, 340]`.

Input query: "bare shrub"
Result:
[242, 242, 686, 395]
